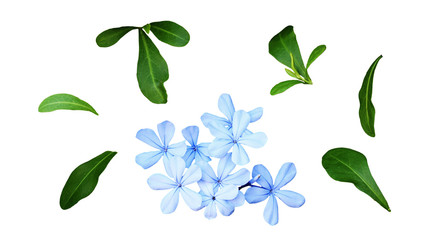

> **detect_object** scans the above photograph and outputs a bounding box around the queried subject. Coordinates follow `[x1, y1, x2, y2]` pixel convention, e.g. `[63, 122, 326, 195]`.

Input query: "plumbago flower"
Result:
[198, 181, 239, 219]
[182, 126, 211, 168]
[245, 163, 305, 226]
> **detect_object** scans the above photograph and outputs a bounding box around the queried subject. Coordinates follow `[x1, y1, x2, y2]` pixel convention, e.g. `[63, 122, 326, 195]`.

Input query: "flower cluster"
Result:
[136, 94, 305, 225]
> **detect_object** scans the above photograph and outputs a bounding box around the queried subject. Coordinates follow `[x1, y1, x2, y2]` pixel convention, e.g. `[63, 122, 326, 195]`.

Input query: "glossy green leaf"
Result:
[96, 26, 138, 47]
[270, 80, 303, 95]
[359, 55, 382, 137]
[60, 151, 117, 210]
[285, 68, 297, 78]
[322, 147, 390, 212]
[38, 93, 98, 115]
[150, 21, 190, 47]
[307, 45, 326, 69]
[137, 29, 169, 104]
[142, 24, 151, 34]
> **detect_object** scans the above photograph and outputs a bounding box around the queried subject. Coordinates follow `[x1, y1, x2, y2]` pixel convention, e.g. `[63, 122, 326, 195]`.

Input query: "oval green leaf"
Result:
[306, 45, 326, 69]
[270, 80, 303, 95]
[322, 147, 390, 212]
[137, 29, 169, 104]
[359, 55, 382, 137]
[96, 26, 138, 47]
[38, 93, 98, 115]
[285, 68, 297, 78]
[60, 151, 117, 210]
[150, 21, 190, 47]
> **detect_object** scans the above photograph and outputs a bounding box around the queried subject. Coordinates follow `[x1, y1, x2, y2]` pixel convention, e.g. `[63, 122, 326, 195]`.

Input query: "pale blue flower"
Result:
[147, 156, 202, 214]
[198, 181, 239, 219]
[207, 110, 267, 165]
[136, 121, 186, 176]
[245, 163, 305, 226]
[181, 126, 211, 168]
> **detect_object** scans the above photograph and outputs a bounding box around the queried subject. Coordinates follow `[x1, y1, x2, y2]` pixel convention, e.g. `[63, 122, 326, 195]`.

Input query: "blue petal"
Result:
[218, 93, 235, 121]
[223, 168, 250, 186]
[196, 143, 211, 163]
[180, 187, 202, 211]
[147, 174, 177, 190]
[206, 121, 232, 139]
[161, 188, 180, 214]
[182, 126, 199, 146]
[229, 191, 245, 207]
[245, 186, 270, 204]
[216, 185, 238, 200]
[182, 147, 196, 168]
[157, 121, 175, 146]
[239, 132, 267, 148]
[263, 195, 279, 226]
[167, 141, 187, 157]
[248, 107, 263, 123]
[216, 153, 235, 180]
[208, 138, 233, 158]
[181, 164, 202, 185]
[216, 199, 235, 216]
[201, 113, 229, 128]
[136, 129, 163, 150]
[198, 181, 215, 197]
[194, 151, 211, 163]
[200, 193, 213, 209]
[232, 143, 250, 165]
[196, 161, 217, 183]
[274, 162, 297, 190]
[232, 110, 251, 140]
[275, 190, 305, 208]
[252, 164, 273, 189]
[249, 174, 261, 184]
[135, 151, 163, 169]
[164, 156, 186, 182]
[204, 201, 217, 219]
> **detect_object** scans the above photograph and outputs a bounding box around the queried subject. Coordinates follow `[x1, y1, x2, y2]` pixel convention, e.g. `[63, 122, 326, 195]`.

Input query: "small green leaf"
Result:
[142, 24, 151, 34]
[96, 26, 138, 47]
[285, 68, 297, 78]
[307, 45, 326, 69]
[150, 21, 190, 47]
[359, 55, 382, 137]
[322, 148, 390, 212]
[38, 93, 98, 115]
[137, 29, 169, 104]
[270, 80, 303, 95]
[60, 151, 117, 210]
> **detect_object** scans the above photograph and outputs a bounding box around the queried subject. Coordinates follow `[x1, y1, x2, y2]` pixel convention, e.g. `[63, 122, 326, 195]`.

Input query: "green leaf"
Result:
[359, 55, 382, 137]
[270, 80, 303, 95]
[137, 29, 169, 104]
[322, 147, 390, 212]
[285, 68, 297, 78]
[150, 21, 190, 47]
[60, 151, 117, 210]
[142, 24, 151, 34]
[96, 26, 138, 47]
[269, 25, 307, 79]
[307, 45, 326, 69]
[38, 93, 98, 115]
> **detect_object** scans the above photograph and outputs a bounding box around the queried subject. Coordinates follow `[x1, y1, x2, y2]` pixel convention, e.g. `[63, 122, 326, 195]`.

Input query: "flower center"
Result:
[212, 196, 216, 200]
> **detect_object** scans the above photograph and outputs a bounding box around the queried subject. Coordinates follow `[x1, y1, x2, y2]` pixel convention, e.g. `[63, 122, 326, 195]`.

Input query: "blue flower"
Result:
[207, 110, 267, 165]
[198, 181, 239, 219]
[136, 121, 187, 176]
[201, 93, 263, 130]
[147, 156, 202, 214]
[245, 163, 305, 226]
[181, 126, 211, 168]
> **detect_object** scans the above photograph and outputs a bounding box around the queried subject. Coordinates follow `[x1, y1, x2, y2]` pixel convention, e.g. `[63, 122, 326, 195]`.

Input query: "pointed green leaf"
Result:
[307, 45, 326, 69]
[285, 68, 297, 78]
[137, 29, 169, 104]
[150, 21, 190, 47]
[322, 148, 390, 212]
[38, 93, 98, 115]
[60, 151, 117, 210]
[359, 55, 382, 137]
[142, 24, 151, 34]
[96, 26, 138, 47]
[269, 25, 307, 79]
[270, 80, 303, 95]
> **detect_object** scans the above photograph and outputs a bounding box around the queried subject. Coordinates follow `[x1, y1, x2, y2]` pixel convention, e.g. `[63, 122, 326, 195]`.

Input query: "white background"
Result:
[1, 0, 425, 239]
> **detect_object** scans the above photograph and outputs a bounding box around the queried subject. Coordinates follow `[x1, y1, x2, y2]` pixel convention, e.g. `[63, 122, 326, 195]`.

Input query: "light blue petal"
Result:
[232, 110, 251, 140]
[196, 161, 217, 183]
[200, 193, 213, 209]
[223, 168, 250, 186]
[218, 93, 235, 121]
[263, 195, 279, 226]
[162, 153, 174, 177]
[274, 163, 297, 190]
[164, 156, 186, 182]
[208, 138, 233, 158]
[216, 199, 235, 216]
[180, 187, 202, 211]
[245, 186, 270, 204]
[182, 147, 196, 168]
[239, 132, 267, 148]
[232, 143, 250, 165]
[248, 107, 263, 123]
[198, 181, 215, 197]
[135, 151, 163, 169]
[157, 120, 175, 146]
[181, 164, 202, 185]
[201, 113, 229, 128]
[204, 201, 217, 219]
[216, 185, 238, 200]
[252, 164, 273, 189]
[229, 191, 245, 207]
[147, 173, 177, 190]
[275, 190, 305, 208]
[217, 153, 235, 180]
[182, 126, 199, 146]
[167, 141, 187, 157]
[249, 174, 260, 184]
[206, 121, 233, 139]
[160, 188, 180, 214]
[136, 128, 163, 150]
[194, 151, 211, 163]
